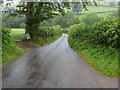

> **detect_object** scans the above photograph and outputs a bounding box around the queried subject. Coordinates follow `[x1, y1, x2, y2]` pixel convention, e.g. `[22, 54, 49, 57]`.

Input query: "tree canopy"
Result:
[4, 1, 97, 39]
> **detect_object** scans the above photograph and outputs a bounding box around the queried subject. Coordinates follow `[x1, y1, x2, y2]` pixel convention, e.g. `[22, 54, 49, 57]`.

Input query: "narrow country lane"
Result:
[2, 34, 118, 88]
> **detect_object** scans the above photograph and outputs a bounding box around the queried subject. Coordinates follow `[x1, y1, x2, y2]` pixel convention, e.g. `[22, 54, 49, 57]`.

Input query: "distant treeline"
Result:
[2, 14, 25, 28]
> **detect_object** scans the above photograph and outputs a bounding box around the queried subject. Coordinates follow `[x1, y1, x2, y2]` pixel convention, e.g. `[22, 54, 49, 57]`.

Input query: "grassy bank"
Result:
[2, 28, 24, 64]
[68, 37, 119, 77]
[2, 43, 24, 64]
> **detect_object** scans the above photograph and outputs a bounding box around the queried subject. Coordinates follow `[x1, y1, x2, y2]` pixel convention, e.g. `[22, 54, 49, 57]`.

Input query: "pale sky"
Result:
[3, 0, 120, 4]
[3, 0, 20, 4]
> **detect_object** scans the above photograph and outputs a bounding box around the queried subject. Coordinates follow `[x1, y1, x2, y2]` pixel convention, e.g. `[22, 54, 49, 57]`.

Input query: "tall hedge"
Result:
[91, 17, 120, 48]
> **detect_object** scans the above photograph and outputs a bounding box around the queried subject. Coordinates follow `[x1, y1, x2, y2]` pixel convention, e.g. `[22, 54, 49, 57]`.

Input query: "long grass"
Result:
[2, 43, 24, 64]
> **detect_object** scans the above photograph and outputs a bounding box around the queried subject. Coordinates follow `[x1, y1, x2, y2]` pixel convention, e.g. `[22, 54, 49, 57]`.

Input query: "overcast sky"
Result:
[3, 0, 20, 4]
[3, 0, 120, 3]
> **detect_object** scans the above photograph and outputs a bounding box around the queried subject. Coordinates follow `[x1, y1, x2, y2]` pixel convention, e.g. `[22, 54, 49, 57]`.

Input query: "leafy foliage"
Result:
[68, 14, 119, 76]
[40, 12, 80, 28]
[38, 25, 62, 36]
[12, 2, 71, 39]
[2, 14, 25, 28]
[2, 27, 11, 45]
[82, 13, 101, 25]
[29, 25, 62, 46]
[2, 27, 24, 63]
[5, 2, 96, 39]
[91, 17, 120, 48]
[30, 25, 62, 41]
[69, 23, 86, 38]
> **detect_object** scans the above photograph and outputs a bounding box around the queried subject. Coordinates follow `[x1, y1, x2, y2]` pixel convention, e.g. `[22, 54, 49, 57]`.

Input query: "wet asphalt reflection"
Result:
[2, 34, 118, 88]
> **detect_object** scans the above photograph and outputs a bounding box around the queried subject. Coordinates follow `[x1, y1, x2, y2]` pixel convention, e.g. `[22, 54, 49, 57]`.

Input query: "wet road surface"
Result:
[2, 34, 118, 88]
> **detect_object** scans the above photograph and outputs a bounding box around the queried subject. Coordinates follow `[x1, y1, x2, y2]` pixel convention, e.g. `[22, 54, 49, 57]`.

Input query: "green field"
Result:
[75, 6, 118, 19]
[76, 12, 115, 20]
[81, 6, 118, 13]
[97, 12, 116, 17]
[98, 2, 118, 7]
[11, 28, 25, 38]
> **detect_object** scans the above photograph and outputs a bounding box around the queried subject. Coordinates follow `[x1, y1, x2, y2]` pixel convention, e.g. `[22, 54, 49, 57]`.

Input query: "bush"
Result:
[69, 23, 87, 39]
[67, 13, 119, 77]
[91, 17, 120, 48]
[52, 25, 62, 36]
[2, 27, 11, 46]
[40, 12, 80, 28]
[2, 27, 24, 63]
[2, 14, 25, 28]
[29, 25, 62, 46]
[38, 25, 62, 37]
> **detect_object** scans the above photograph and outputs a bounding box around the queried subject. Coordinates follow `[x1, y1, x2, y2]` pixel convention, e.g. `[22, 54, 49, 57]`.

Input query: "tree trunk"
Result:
[25, 2, 35, 40]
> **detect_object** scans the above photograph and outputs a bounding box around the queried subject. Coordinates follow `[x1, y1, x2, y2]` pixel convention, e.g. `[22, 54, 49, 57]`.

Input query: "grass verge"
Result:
[2, 43, 24, 64]
[68, 37, 119, 77]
